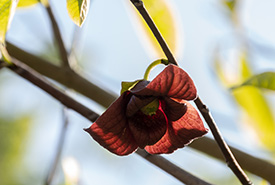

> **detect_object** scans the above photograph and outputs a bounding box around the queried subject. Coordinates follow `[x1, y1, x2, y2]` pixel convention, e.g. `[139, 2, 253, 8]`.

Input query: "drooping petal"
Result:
[130, 80, 149, 92]
[128, 107, 168, 149]
[84, 92, 138, 156]
[145, 101, 208, 154]
[126, 95, 155, 117]
[144, 128, 176, 154]
[169, 101, 208, 148]
[132, 65, 197, 100]
[164, 98, 187, 121]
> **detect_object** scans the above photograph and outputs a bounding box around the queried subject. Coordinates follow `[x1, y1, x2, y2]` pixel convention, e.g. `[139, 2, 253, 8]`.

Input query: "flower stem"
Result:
[144, 59, 169, 80]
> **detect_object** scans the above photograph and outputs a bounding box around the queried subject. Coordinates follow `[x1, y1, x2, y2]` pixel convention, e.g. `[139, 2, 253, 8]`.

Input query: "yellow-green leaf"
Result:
[240, 52, 252, 79]
[0, 116, 32, 185]
[121, 80, 140, 94]
[136, 0, 178, 57]
[235, 56, 275, 150]
[0, 43, 11, 63]
[17, 0, 38, 7]
[0, 0, 18, 43]
[214, 51, 275, 151]
[222, 0, 236, 12]
[235, 72, 275, 91]
[232, 86, 275, 150]
[66, 0, 89, 27]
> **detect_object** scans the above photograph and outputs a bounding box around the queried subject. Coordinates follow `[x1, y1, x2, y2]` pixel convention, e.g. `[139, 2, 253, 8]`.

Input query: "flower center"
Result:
[140, 99, 159, 116]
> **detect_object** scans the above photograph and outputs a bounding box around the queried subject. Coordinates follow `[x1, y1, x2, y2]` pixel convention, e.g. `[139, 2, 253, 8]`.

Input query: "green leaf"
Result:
[66, 0, 90, 27]
[120, 80, 140, 94]
[223, 0, 236, 12]
[240, 52, 252, 80]
[0, 43, 11, 63]
[0, 0, 18, 43]
[232, 86, 275, 150]
[17, 0, 38, 7]
[233, 56, 275, 150]
[235, 72, 275, 91]
[0, 116, 32, 184]
[137, 0, 178, 57]
[214, 51, 275, 150]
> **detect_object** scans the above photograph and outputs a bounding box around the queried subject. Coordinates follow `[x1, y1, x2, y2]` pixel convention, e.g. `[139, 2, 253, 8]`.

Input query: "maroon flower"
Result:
[85, 64, 208, 155]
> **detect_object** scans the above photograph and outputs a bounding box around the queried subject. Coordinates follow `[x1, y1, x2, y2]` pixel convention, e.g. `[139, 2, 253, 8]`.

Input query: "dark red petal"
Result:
[164, 98, 187, 121]
[144, 128, 176, 154]
[84, 92, 138, 156]
[132, 64, 197, 100]
[126, 95, 155, 117]
[169, 101, 208, 148]
[130, 80, 149, 91]
[128, 107, 167, 148]
[145, 101, 208, 154]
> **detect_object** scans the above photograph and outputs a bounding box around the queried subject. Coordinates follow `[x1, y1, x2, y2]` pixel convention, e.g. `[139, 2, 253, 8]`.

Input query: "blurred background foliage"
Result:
[216, 0, 275, 153]
[0, 0, 275, 184]
[0, 115, 32, 185]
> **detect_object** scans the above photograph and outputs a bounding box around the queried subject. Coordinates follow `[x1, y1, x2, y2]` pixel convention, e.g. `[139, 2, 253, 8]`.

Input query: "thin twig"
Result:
[130, 1, 252, 184]
[194, 98, 252, 185]
[45, 107, 69, 185]
[0, 58, 211, 185]
[45, 2, 70, 68]
[130, 0, 177, 65]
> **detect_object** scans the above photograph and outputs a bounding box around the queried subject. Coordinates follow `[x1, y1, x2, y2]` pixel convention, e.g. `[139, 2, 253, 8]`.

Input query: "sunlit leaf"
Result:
[0, 117, 32, 184]
[66, 0, 90, 27]
[232, 86, 275, 150]
[222, 0, 236, 12]
[120, 80, 140, 94]
[17, 0, 38, 7]
[214, 51, 275, 150]
[40, 0, 48, 7]
[240, 52, 252, 79]
[234, 55, 275, 150]
[136, 0, 178, 57]
[0, 0, 18, 43]
[234, 72, 275, 91]
[0, 43, 11, 63]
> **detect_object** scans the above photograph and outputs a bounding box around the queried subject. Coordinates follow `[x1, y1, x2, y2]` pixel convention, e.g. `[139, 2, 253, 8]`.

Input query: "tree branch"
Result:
[130, 1, 252, 184]
[0, 58, 211, 185]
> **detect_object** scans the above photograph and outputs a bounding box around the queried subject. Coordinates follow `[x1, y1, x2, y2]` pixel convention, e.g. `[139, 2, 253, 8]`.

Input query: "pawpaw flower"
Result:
[85, 64, 208, 155]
